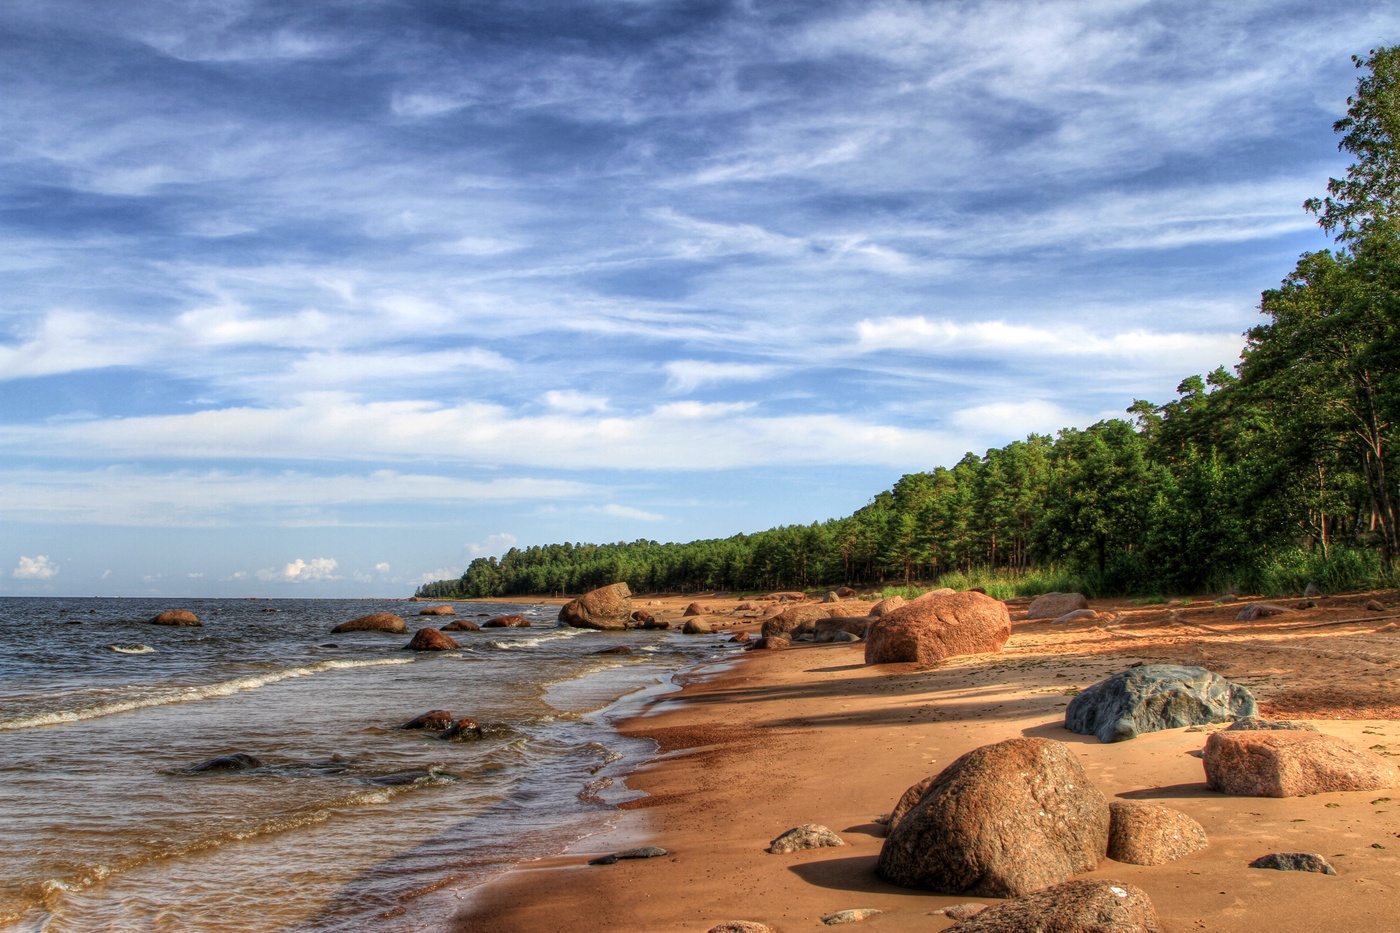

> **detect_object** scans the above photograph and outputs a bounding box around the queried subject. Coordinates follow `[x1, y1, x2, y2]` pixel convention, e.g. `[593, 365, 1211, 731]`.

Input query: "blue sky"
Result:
[3, 0, 1397, 597]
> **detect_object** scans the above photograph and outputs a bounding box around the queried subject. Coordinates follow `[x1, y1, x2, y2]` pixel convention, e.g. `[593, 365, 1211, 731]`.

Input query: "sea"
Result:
[0, 597, 739, 933]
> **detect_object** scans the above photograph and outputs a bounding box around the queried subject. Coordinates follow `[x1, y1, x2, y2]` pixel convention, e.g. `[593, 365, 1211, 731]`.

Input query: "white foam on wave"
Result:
[485, 628, 582, 650]
[0, 658, 415, 731]
[109, 644, 156, 654]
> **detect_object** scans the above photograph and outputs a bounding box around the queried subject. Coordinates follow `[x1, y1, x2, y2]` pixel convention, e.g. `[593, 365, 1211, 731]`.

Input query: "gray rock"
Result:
[1249, 852, 1337, 874]
[830, 630, 861, 642]
[1235, 602, 1295, 621]
[615, 846, 667, 859]
[1065, 664, 1256, 743]
[1226, 716, 1318, 732]
[937, 904, 987, 920]
[942, 879, 1163, 933]
[1051, 609, 1099, 624]
[768, 823, 844, 854]
[1027, 592, 1089, 620]
[821, 908, 881, 924]
[708, 924, 774, 933]
[187, 753, 262, 773]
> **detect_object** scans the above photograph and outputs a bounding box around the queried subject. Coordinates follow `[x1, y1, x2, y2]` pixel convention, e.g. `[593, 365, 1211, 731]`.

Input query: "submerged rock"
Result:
[187, 753, 262, 773]
[332, 613, 406, 634]
[418, 605, 456, 616]
[150, 609, 200, 626]
[443, 718, 484, 741]
[400, 710, 455, 730]
[442, 619, 480, 632]
[483, 615, 531, 628]
[405, 628, 459, 651]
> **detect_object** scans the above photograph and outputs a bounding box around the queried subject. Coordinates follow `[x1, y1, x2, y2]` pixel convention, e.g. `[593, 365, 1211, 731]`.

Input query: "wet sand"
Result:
[453, 590, 1400, 932]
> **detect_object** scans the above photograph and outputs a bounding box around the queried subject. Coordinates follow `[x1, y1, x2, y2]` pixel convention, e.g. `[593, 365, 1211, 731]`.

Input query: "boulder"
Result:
[869, 595, 906, 617]
[400, 710, 455, 730]
[559, 583, 633, 630]
[822, 591, 843, 603]
[1027, 592, 1089, 620]
[1225, 716, 1317, 732]
[761, 604, 831, 638]
[151, 609, 200, 626]
[443, 718, 484, 741]
[589, 846, 669, 865]
[1052, 609, 1099, 625]
[483, 615, 530, 628]
[730, 632, 751, 643]
[821, 909, 881, 925]
[864, 591, 1011, 666]
[332, 612, 406, 634]
[830, 630, 861, 643]
[1065, 664, 1256, 743]
[887, 775, 936, 830]
[1106, 802, 1208, 865]
[708, 924, 774, 933]
[815, 616, 871, 642]
[187, 753, 261, 772]
[768, 591, 807, 602]
[1203, 730, 1398, 797]
[631, 609, 656, 626]
[1367, 599, 1386, 611]
[768, 823, 844, 854]
[682, 618, 713, 634]
[418, 605, 456, 616]
[942, 879, 1163, 933]
[749, 636, 790, 651]
[836, 586, 858, 598]
[593, 645, 633, 655]
[1249, 852, 1337, 874]
[683, 602, 707, 616]
[877, 737, 1109, 897]
[1235, 602, 1295, 621]
[442, 619, 481, 632]
[406, 628, 459, 651]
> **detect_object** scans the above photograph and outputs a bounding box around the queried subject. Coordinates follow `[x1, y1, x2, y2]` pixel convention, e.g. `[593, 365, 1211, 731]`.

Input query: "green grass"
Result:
[1232, 546, 1395, 597]
[880, 566, 1100, 602]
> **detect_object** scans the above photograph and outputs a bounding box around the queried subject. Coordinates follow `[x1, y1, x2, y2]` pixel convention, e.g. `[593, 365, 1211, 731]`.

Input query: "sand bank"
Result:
[454, 591, 1400, 932]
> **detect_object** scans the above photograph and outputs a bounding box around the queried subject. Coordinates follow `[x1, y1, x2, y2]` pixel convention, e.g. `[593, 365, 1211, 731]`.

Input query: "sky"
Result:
[3, 0, 1398, 597]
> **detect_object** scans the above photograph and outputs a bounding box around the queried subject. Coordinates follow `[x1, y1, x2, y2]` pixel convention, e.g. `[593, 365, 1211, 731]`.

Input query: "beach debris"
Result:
[1204, 730, 1398, 797]
[940, 879, 1163, 932]
[707, 923, 774, 933]
[877, 737, 1108, 897]
[1235, 602, 1295, 621]
[1065, 664, 1256, 743]
[399, 710, 455, 730]
[418, 605, 455, 616]
[887, 776, 937, 831]
[1051, 609, 1099, 625]
[442, 619, 481, 632]
[332, 612, 405, 634]
[150, 609, 200, 626]
[442, 718, 484, 742]
[1226, 716, 1318, 732]
[588, 846, 668, 865]
[761, 604, 831, 638]
[483, 615, 531, 627]
[748, 636, 790, 651]
[1106, 802, 1208, 865]
[186, 753, 262, 773]
[934, 903, 987, 920]
[1250, 852, 1337, 874]
[868, 595, 905, 617]
[682, 618, 714, 634]
[768, 823, 845, 854]
[1026, 592, 1089, 620]
[405, 628, 459, 651]
[559, 582, 634, 631]
[815, 616, 870, 642]
[821, 908, 881, 924]
[864, 591, 1011, 666]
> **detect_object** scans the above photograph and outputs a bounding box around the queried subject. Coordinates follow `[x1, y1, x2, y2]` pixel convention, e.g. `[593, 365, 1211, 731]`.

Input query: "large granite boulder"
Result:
[1203, 730, 1398, 797]
[886, 775, 936, 830]
[814, 616, 871, 642]
[682, 602, 707, 616]
[943, 879, 1163, 933]
[1065, 665, 1256, 743]
[151, 609, 200, 626]
[332, 612, 406, 634]
[483, 615, 530, 628]
[760, 604, 830, 638]
[1027, 592, 1089, 620]
[400, 710, 455, 730]
[406, 628, 459, 651]
[559, 583, 633, 630]
[864, 591, 1011, 666]
[877, 737, 1109, 897]
[418, 605, 456, 616]
[682, 618, 713, 634]
[1106, 802, 1208, 865]
[869, 595, 906, 617]
[442, 619, 480, 632]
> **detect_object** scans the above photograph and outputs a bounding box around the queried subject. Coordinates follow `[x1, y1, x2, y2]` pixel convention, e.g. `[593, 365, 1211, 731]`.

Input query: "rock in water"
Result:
[1106, 802, 1208, 865]
[442, 619, 480, 632]
[1203, 730, 1398, 797]
[150, 609, 200, 626]
[332, 612, 406, 634]
[1249, 852, 1337, 874]
[187, 753, 262, 772]
[1065, 664, 1256, 743]
[768, 823, 844, 854]
[682, 618, 713, 634]
[593, 645, 633, 655]
[942, 879, 1164, 933]
[405, 628, 459, 651]
[761, 604, 831, 638]
[559, 583, 633, 630]
[418, 605, 455, 616]
[1026, 592, 1089, 620]
[483, 615, 530, 627]
[400, 710, 455, 730]
[631, 609, 657, 627]
[864, 591, 1011, 666]
[877, 737, 1108, 897]
[442, 718, 484, 741]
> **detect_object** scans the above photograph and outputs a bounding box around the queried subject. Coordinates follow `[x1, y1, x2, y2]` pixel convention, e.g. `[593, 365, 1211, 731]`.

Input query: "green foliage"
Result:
[1234, 547, 1393, 598]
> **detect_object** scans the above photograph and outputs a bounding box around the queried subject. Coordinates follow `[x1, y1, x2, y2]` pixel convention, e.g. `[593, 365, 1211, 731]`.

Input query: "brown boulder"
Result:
[865, 591, 1011, 666]
[767, 823, 844, 854]
[749, 636, 790, 651]
[418, 605, 456, 616]
[1235, 602, 1295, 621]
[406, 628, 459, 651]
[682, 602, 707, 616]
[630, 609, 656, 626]
[593, 645, 633, 655]
[682, 618, 713, 635]
[877, 737, 1108, 897]
[442, 619, 481, 632]
[1106, 802, 1208, 865]
[887, 775, 936, 830]
[443, 718, 483, 741]
[943, 879, 1163, 933]
[814, 616, 870, 642]
[835, 586, 857, 598]
[483, 615, 530, 628]
[1203, 730, 1398, 797]
[760, 604, 831, 638]
[822, 591, 843, 603]
[869, 595, 906, 617]
[768, 591, 807, 602]
[400, 710, 455, 730]
[1027, 592, 1089, 620]
[559, 583, 633, 630]
[730, 632, 751, 643]
[332, 612, 406, 634]
[708, 924, 774, 933]
[150, 609, 200, 626]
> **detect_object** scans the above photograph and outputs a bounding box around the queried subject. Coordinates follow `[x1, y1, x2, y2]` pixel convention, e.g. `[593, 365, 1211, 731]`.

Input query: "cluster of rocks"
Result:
[399, 708, 484, 741]
[559, 583, 671, 631]
[326, 610, 551, 650]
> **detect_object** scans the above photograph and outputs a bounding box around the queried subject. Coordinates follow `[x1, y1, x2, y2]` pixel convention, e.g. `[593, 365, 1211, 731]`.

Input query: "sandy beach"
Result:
[450, 589, 1400, 932]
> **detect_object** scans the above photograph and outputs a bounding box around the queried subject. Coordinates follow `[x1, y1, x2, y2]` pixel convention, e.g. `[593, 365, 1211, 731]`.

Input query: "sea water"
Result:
[0, 597, 734, 932]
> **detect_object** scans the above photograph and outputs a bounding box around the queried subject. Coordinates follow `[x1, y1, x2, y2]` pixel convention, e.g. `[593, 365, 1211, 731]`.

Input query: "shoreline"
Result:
[451, 589, 1400, 932]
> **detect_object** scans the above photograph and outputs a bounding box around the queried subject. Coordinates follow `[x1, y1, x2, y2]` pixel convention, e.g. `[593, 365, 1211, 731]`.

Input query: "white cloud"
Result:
[544, 390, 610, 413]
[665, 360, 779, 393]
[597, 504, 664, 522]
[466, 533, 518, 558]
[949, 400, 1074, 438]
[259, 557, 339, 583]
[411, 566, 463, 587]
[13, 555, 58, 580]
[374, 562, 391, 573]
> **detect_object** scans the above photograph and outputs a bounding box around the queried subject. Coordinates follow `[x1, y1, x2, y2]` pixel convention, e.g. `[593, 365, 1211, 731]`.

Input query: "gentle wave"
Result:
[485, 629, 582, 650]
[109, 644, 156, 654]
[0, 658, 415, 731]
